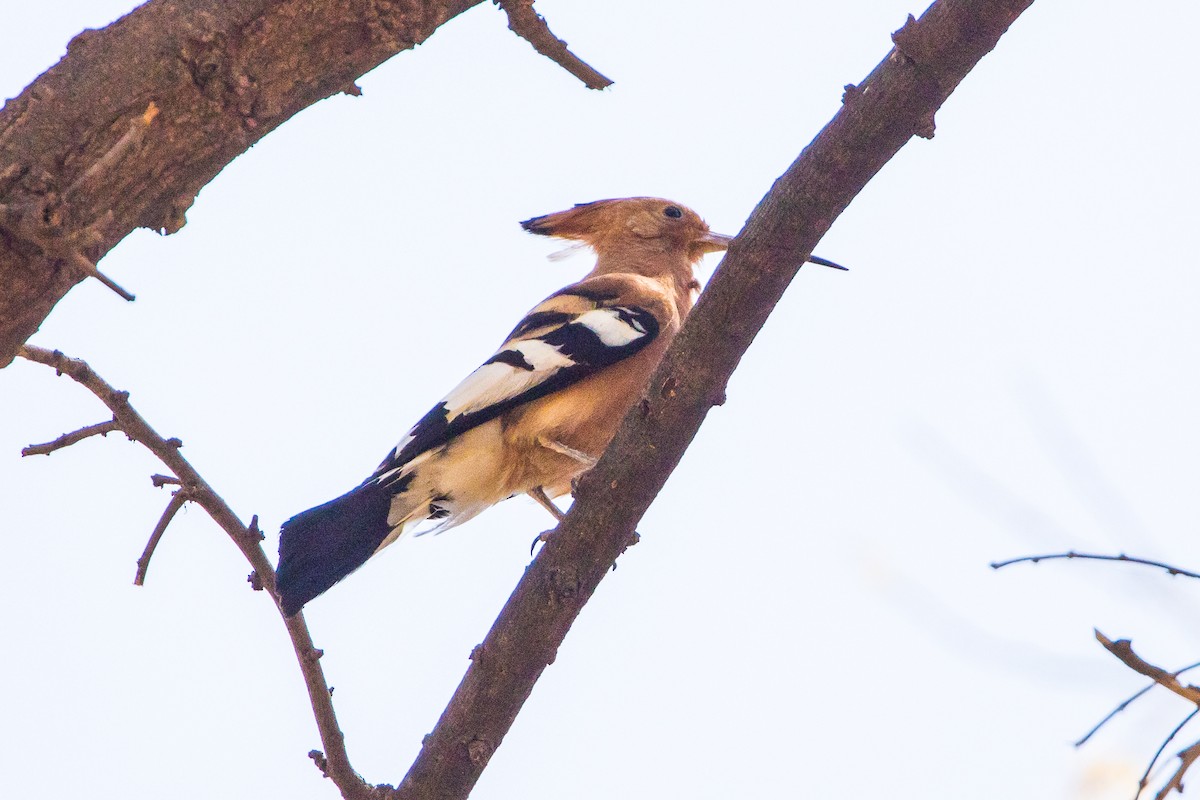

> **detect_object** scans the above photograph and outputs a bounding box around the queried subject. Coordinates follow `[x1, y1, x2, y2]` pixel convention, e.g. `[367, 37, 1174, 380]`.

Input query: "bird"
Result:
[274, 197, 845, 616]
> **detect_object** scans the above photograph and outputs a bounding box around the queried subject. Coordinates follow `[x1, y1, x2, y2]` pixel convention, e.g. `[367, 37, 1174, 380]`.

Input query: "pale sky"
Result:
[3, 2, 1199, 799]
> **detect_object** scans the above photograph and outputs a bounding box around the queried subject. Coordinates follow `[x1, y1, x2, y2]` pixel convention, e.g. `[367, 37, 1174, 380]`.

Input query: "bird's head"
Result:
[521, 197, 731, 264]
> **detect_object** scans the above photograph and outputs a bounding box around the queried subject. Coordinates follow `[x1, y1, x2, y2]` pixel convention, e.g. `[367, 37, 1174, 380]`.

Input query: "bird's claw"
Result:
[529, 529, 555, 556]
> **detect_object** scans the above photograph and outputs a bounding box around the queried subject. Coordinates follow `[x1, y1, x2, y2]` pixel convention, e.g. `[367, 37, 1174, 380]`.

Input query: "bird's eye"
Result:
[663, 205, 683, 219]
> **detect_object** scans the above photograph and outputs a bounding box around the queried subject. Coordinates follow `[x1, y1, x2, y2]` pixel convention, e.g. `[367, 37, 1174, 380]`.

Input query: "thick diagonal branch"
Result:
[397, 1, 1035, 798]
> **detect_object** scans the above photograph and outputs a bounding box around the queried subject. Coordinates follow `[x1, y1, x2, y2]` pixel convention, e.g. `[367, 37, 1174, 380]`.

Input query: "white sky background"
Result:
[2, 1, 1198, 798]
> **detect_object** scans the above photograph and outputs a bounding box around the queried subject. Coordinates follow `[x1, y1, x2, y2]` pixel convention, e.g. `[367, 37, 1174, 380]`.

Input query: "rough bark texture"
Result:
[395, 1, 1036, 798]
[0, 0, 485, 367]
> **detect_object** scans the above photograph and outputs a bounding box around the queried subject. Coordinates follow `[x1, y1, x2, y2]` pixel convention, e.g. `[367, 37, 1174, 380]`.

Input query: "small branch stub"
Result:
[22, 418, 121, 456]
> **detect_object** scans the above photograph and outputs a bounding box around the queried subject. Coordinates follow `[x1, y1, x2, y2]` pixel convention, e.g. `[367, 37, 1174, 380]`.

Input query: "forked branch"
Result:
[17, 345, 380, 800]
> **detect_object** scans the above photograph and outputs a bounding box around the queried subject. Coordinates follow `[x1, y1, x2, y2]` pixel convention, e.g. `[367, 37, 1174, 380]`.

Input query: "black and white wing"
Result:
[369, 298, 659, 486]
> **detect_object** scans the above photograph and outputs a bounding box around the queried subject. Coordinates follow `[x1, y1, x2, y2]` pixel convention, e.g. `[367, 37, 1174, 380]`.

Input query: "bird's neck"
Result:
[589, 247, 699, 315]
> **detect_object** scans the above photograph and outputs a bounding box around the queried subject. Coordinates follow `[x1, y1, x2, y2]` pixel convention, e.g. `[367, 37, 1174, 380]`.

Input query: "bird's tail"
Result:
[275, 483, 395, 616]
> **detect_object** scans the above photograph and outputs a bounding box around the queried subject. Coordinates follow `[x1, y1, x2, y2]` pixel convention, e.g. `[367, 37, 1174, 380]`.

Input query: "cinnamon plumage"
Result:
[275, 197, 843, 615]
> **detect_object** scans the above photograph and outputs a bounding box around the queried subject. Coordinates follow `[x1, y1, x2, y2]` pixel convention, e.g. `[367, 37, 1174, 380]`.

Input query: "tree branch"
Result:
[17, 345, 381, 800]
[0, 0, 492, 368]
[496, 0, 612, 89]
[991, 551, 1200, 579]
[133, 488, 191, 586]
[1075, 659, 1200, 747]
[21, 417, 122, 456]
[1155, 738, 1200, 800]
[1095, 631, 1200, 706]
[1139, 711, 1199, 800]
[396, 1, 1035, 797]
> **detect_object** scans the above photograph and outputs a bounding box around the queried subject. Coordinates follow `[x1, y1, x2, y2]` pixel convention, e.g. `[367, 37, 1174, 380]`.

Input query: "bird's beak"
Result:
[694, 230, 848, 271]
[694, 231, 734, 254]
[806, 255, 849, 271]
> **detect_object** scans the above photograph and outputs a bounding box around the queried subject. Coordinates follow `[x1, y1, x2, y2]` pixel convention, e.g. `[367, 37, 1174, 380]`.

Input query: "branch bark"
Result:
[18, 345, 380, 800]
[0, 0, 488, 368]
[396, 1, 1035, 797]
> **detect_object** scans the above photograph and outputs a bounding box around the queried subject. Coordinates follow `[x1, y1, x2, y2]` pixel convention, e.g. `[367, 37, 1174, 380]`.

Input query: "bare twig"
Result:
[17, 345, 378, 800]
[1138, 711, 1200, 799]
[68, 250, 136, 301]
[0, 205, 135, 302]
[992, 551, 1200, 580]
[21, 418, 121, 456]
[150, 473, 181, 487]
[1077, 661, 1200, 748]
[1095, 632, 1200, 706]
[496, 0, 612, 89]
[1155, 738, 1200, 800]
[134, 489, 190, 586]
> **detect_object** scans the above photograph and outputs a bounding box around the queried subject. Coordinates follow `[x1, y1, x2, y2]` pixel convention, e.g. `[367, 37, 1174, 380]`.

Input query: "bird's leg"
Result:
[536, 436, 597, 468]
[528, 486, 565, 522]
[528, 486, 564, 555]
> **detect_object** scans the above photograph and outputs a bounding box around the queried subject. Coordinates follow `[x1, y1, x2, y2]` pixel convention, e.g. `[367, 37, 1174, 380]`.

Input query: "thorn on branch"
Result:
[495, 0, 613, 90]
[22, 418, 122, 456]
[134, 489, 190, 586]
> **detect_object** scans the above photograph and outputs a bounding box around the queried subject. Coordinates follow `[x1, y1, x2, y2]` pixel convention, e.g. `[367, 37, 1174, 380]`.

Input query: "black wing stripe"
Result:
[373, 306, 659, 478]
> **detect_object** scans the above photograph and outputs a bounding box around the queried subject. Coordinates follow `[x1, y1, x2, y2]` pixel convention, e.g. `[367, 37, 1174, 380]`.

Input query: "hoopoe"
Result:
[275, 197, 844, 615]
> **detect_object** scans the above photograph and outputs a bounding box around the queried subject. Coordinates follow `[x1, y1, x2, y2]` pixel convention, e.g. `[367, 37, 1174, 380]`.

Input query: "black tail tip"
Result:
[274, 482, 395, 616]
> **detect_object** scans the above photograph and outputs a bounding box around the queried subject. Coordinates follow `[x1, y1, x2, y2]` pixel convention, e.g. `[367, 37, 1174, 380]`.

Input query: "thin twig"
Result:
[1138, 710, 1200, 800]
[1077, 661, 1200, 747]
[1155, 738, 1200, 800]
[68, 249, 136, 301]
[151, 473, 181, 487]
[991, 551, 1200, 580]
[17, 345, 377, 800]
[134, 489, 190, 585]
[1095, 632, 1200, 706]
[0, 204, 134, 302]
[495, 0, 612, 89]
[22, 418, 121, 456]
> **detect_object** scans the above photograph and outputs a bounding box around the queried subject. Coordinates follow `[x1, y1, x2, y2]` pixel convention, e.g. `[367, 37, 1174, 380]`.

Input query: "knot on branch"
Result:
[308, 749, 329, 777]
[548, 565, 580, 601]
[465, 736, 494, 767]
